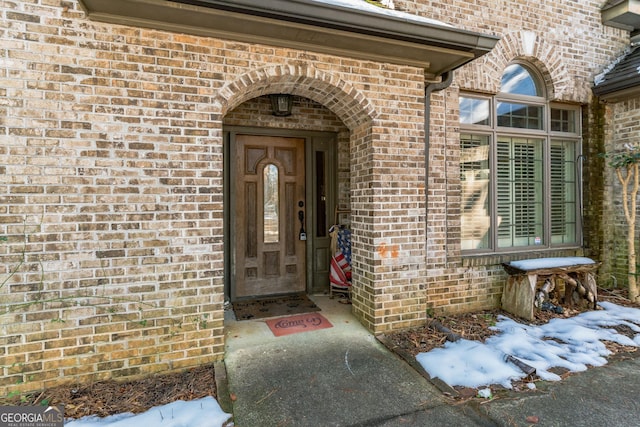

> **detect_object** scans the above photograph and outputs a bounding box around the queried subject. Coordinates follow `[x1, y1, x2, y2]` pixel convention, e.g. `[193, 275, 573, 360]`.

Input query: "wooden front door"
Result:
[233, 135, 306, 299]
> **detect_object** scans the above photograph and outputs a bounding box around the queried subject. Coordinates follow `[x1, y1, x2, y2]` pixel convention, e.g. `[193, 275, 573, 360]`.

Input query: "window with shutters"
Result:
[460, 62, 581, 252]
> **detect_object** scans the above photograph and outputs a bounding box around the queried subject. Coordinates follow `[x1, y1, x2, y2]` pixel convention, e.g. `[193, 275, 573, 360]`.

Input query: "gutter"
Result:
[78, 0, 499, 78]
[424, 71, 454, 255]
[175, 0, 497, 55]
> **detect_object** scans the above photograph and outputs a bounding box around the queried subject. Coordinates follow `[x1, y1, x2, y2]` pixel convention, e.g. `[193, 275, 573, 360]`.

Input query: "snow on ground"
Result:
[66, 302, 640, 426]
[417, 301, 640, 390]
[65, 397, 231, 427]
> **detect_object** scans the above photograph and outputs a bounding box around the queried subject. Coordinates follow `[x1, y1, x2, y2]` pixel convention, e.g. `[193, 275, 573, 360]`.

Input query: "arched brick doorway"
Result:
[215, 65, 376, 332]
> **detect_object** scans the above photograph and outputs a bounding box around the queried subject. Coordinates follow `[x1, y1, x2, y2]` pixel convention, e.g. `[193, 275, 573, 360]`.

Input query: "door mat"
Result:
[232, 293, 320, 321]
[265, 312, 333, 337]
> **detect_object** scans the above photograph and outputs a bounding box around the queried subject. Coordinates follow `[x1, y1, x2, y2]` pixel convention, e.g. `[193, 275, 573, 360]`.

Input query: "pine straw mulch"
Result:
[1, 364, 217, 420]
[3, 289, 640, 418]
[378, 287, 640, 401]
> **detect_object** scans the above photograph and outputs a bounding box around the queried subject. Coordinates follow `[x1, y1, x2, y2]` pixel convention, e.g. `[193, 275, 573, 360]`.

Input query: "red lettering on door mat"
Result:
[265, 312, 333, 337]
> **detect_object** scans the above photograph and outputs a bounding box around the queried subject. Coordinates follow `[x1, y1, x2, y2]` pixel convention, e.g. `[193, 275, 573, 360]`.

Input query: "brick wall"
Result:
[394, 0, 628, 315]
[0, 0, 630, 393]
[399, 0, 628, 97]
[0, 0, 428, 393]
[598, 98, 640, 287]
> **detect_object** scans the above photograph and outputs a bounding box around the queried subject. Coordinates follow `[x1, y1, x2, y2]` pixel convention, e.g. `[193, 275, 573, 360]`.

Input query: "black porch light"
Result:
[270, 94, 293, 116]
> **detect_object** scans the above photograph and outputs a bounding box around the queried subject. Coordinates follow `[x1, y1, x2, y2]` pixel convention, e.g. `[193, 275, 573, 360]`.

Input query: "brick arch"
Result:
[457, 31, 578, 102]
[215, 64, 376, 130]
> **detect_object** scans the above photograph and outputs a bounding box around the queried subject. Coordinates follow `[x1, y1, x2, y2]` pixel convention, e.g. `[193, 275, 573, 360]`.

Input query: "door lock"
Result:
[298, 209, 306, 241]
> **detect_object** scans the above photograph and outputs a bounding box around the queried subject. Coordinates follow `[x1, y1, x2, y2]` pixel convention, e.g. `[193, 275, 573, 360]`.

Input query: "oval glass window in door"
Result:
[263, 163, 279, 243]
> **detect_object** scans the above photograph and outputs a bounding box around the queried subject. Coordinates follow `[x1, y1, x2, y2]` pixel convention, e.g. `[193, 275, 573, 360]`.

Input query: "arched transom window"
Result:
[459, 62, 581, 252]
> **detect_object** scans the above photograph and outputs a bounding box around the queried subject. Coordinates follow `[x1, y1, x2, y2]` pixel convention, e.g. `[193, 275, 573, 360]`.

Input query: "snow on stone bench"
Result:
[507, 257, 596, 271]
[501, 257, 600, 321]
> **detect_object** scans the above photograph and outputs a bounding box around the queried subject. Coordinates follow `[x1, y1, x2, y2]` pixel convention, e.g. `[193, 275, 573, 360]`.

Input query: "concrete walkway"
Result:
[219, 295, 640, 426]
[220, 295, 491, 426]
[477, 354, 640, 427]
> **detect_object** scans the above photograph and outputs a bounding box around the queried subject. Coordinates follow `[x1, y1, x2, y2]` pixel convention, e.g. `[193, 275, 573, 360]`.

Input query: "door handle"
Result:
[298, 210, 306, 241]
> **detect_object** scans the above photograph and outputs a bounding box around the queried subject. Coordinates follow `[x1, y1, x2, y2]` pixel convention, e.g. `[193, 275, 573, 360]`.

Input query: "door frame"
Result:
[224, 126, 337, 301]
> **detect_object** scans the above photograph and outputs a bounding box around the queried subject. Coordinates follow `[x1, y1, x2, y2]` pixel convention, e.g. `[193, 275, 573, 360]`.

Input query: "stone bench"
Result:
[501, 257, 601, 321]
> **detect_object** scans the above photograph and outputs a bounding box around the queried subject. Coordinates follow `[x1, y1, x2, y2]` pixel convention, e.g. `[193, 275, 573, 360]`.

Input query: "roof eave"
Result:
[78, 0, 499, 79]
[602, 0, 640, 31]
[594, 82, 640, 102]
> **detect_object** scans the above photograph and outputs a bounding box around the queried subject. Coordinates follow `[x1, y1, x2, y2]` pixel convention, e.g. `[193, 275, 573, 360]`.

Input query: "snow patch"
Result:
[417, 302, 640, 389]
[65, 397, 231, 427]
